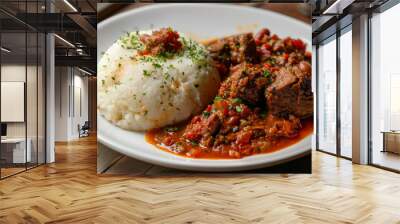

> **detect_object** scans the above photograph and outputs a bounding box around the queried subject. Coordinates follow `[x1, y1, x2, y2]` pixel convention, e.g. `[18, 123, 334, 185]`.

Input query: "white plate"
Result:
[97, 3, 312, 172]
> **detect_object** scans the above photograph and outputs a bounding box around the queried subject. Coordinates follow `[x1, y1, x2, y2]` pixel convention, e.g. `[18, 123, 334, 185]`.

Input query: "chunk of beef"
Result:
[265, 61, 313, 118]
[206, 33, 258, 77]
[218, 63, 269, 105]
[183, 113, 221, 145]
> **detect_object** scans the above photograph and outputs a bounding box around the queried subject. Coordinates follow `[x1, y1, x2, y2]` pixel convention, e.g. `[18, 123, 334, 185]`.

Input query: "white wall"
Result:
[54, 67, 89, 141]
[72, 73, 89, 138]
[55, 66, 70, 141]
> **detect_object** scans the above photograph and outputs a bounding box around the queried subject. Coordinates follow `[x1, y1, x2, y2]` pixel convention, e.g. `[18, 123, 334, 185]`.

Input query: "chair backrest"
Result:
[82, 121, 90, 129]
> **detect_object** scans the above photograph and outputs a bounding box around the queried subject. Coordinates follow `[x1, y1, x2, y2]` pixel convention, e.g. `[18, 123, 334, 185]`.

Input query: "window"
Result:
[317, 36, 337, 154]
[0, 1, 46, 179]
[339, 28, 352, 158]
[370, 3, 400, 171]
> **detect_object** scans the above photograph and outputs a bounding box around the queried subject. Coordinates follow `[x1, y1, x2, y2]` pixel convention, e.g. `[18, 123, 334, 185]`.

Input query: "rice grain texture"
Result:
[98, 30, 220, 131]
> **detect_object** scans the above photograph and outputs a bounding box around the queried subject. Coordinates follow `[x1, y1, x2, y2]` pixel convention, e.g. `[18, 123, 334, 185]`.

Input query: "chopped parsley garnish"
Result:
[158, 51, 175, 60]
[269, 58, 276, 65]
[202, 111, 211, 117]
[164, 126, 179, 132]
[119, 32, 143, 50]
[143, 70, 151, 77]
[235, 106, 243, 113]
[232, 98, 242, 104]
[214, 96, 223, 102]
[260, 110, 267, 118]
[180, 37, 208, 68]
[152, 62, 162, 68]
[190, 140, 199, 146]
[263, 70, 271, 78]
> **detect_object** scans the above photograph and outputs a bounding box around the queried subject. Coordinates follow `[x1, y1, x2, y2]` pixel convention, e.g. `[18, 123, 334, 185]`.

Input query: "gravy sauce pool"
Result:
[145, 118, 313, 159]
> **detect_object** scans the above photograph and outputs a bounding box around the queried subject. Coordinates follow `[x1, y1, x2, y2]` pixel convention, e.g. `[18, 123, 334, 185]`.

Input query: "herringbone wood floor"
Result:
[0, 135, 399, 224]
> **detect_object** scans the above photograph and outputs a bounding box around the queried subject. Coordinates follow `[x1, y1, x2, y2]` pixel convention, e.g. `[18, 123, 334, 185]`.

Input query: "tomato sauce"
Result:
[145, 118, 313, 159]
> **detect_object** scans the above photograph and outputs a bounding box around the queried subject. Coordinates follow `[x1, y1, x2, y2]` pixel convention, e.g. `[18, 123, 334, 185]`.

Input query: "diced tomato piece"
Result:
[184, 133, 197, 141]
[305, 51, 312, 59]
[263, 63, 271, 69]
[271, 34, 279, 40]
[206, 105, 212, 112]
[241, 106, 251, 116]
[262, 43, 272, 50]
[162, 136, 174, 146]
[255, 28, 270, 44]
[138, 50, 150, 56]
[283, 53, 289, 60]
[222, 108, 227, 115]
[292, 39, 305, 50]
[220, 100, 228, 109]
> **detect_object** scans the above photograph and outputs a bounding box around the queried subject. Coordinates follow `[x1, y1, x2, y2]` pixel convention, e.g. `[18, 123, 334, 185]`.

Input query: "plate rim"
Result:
[98, 116, 312, 172]
[98, 3, 310, 33]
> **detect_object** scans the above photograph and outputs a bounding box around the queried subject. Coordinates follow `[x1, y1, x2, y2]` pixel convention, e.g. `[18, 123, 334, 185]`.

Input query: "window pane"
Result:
[1, 31, 27, 177]
[318, 37, 337, 154]
[371, 4, 400, 171]
[340, 29, 352, 158]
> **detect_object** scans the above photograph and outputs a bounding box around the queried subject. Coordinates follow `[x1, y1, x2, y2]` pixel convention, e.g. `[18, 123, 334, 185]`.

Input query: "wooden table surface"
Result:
[2, 135, 400, 223]
[97, 3, 312, 174]
[98, 3, 311, 23]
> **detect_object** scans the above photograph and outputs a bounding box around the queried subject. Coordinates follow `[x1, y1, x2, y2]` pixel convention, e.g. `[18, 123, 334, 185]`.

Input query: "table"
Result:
[98, 143, 311, 175]
[1, 138, 31, 164]
[381, 131, 400, 154]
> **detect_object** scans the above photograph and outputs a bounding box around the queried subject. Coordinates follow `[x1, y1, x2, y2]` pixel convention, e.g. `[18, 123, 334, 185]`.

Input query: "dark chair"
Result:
[79, 121, 90, 138]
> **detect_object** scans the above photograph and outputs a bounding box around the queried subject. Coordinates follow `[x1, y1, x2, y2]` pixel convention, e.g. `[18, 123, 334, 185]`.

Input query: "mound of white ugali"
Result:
[98, 29, 220, 131]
